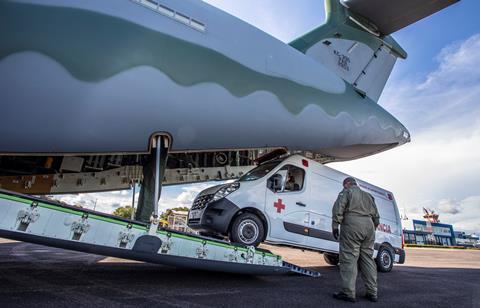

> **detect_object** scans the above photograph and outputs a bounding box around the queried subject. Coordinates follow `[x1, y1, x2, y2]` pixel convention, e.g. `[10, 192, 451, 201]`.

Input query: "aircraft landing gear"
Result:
[136, 136, 169, 229]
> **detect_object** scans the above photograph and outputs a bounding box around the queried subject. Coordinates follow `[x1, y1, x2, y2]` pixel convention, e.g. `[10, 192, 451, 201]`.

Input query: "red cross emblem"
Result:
[274, 199, 285, 213]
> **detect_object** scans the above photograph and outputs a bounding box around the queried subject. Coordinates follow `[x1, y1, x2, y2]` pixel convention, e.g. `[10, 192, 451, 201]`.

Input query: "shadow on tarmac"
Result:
[0, 242, 479, 308]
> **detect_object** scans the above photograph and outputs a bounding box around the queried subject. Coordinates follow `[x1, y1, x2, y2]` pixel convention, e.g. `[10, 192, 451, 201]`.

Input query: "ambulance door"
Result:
[306, 172, 340, 252]
[265, 164, 309, 245]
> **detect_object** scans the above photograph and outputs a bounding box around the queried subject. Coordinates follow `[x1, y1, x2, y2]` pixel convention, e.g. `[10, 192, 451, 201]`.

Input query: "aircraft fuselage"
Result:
[0, 0, 409, 161]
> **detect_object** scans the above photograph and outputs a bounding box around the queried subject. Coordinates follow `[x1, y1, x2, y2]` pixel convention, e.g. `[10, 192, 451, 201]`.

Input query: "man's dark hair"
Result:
[343, 177, 357, 186]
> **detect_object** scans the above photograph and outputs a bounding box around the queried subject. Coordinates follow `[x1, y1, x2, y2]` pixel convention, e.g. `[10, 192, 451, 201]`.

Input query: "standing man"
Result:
[332, 177, 380, 303]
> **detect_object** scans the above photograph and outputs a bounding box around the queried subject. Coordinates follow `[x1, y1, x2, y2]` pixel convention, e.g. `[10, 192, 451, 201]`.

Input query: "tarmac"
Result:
[0, 238, 479, 308]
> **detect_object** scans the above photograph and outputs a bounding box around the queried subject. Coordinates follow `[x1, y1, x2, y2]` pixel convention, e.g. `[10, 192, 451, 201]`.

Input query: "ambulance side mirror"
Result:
[267, 174, 283, 192]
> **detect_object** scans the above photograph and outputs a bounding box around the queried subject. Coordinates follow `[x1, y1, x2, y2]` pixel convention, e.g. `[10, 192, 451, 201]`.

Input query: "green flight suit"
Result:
[332, 185, 380, 298]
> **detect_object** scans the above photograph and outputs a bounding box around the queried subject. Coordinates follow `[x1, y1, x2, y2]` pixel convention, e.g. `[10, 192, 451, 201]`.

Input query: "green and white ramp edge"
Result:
[0, 190, 319, 276]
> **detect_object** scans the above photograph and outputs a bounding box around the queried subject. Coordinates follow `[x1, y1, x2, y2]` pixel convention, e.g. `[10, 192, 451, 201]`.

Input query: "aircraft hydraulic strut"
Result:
[136, 136, 169, 224]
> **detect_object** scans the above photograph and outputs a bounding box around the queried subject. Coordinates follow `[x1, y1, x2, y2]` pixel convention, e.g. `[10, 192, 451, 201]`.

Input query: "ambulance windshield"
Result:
[239, 160, 282, 182]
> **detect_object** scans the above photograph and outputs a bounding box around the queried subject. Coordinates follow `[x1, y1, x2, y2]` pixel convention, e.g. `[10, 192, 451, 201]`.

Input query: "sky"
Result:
[55, 0, 479, 234]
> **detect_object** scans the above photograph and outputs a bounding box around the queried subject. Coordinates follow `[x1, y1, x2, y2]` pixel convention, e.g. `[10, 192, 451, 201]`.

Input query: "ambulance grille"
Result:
[191, 194, 213, 210]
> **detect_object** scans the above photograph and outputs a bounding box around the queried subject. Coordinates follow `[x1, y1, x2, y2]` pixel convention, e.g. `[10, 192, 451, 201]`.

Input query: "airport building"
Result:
[403, 220, 456, 246]
[455, 232, 480, 248]
[166, 210, 197, 234]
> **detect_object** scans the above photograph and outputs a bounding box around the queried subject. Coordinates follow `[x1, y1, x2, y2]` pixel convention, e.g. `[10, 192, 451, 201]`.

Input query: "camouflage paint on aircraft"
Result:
[0, 0, 409, 159]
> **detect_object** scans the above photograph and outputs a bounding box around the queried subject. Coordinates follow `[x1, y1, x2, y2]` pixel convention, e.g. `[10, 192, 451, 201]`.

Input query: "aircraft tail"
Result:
[290, 0, 459, 102]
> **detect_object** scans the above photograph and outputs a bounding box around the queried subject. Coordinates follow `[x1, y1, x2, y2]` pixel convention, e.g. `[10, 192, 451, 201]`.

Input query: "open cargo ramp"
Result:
[0, 189, 320, 277]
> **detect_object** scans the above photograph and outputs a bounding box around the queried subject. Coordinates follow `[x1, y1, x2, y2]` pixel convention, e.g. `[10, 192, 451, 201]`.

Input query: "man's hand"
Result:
[332, 228, 339, 240]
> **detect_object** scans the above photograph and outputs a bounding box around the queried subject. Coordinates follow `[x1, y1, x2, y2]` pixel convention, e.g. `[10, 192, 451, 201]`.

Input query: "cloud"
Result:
[437, 199, 462, 215]
[419, 34, 480, 91]
[51, 190, 135, 214]
[381, 34, 480, 131]
[333, 33, 480, 234]
[158, 183, 216, 211]
[203, 0, 325, 42]
[438, 196, 480, 232]
[333, 125, 480, 232]
[52, 182, 221, 216]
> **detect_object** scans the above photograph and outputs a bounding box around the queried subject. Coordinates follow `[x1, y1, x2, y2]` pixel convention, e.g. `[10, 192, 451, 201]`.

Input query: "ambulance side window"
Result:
[283, 165, 305, 192]
[267, 165, 305, 193]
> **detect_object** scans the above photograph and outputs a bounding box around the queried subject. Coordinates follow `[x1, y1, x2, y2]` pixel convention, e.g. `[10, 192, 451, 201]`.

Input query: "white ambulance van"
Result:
[187, 154, 405, 272]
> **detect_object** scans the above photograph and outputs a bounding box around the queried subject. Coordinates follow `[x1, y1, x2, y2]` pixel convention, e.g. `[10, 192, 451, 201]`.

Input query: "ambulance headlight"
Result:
[212, 182, 240, 202]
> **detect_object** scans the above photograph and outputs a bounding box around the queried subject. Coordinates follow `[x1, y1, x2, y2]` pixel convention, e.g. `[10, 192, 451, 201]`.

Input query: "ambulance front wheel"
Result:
[323, 253, 339, 266]
[229, 213, 265, 247]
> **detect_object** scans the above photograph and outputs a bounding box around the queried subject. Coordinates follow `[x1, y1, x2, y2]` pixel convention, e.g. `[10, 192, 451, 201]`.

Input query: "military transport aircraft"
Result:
[0, 0, 458, 220]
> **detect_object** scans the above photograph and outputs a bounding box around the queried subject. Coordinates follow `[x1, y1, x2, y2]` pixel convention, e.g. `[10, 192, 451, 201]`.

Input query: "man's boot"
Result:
[333, 292, 356, 303]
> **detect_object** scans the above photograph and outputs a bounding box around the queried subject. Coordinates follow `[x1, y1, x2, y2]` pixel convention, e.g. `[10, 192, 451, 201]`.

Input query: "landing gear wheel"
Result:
[229, 213, 265, 247]
[323, 253, 339, 266]
[376, 246, 394, 272]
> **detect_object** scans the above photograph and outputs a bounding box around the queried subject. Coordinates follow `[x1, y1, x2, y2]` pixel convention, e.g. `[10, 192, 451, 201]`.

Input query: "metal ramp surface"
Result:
[0, 189, 320, 277]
